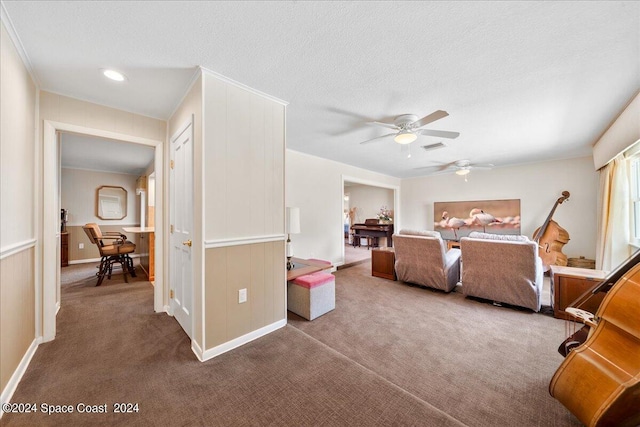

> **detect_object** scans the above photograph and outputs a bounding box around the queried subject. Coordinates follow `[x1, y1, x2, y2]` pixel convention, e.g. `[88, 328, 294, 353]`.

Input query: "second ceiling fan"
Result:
[359, 110, 460, 145]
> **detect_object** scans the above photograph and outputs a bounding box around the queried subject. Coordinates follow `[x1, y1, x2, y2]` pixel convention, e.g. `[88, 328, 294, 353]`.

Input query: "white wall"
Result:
[346, 184, 394, 223]
[401, 156, 598, 259]
[61, 168, 139, 226]
[286, 150, 400, 265]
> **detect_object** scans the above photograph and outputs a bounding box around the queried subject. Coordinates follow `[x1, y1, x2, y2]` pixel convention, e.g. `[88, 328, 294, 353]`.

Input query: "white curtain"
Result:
[596, 154, 631, 270]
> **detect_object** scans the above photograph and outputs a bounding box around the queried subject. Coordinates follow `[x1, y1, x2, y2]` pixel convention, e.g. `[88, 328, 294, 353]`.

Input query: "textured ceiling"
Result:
[4, 1, 639, 178]
[61, 133, 154, 176]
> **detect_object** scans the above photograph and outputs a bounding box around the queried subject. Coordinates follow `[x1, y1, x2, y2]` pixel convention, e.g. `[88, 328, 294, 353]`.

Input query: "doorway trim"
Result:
[340, 175, 400, 266]
[42, 120, 164, 342]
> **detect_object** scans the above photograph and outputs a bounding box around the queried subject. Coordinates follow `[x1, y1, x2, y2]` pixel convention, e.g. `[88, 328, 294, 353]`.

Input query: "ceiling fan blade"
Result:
[368, 121, 398, 130]
[359, 132, 396, 144]
[417, 129, 460, 139]
[425, 168, 458, 176]
[413, 110, 449, 128]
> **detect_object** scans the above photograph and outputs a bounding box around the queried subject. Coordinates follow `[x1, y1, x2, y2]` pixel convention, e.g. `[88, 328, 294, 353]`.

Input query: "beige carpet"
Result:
[2, 261, 580, 426]
[290, 261, 580, 426]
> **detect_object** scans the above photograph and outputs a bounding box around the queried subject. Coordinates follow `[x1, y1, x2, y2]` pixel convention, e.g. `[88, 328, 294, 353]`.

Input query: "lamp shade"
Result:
[286, 207, 300, 234]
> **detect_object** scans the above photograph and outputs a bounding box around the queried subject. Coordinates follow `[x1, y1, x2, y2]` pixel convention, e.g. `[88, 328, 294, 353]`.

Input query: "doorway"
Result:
[59, 132, 155, 290]
[42, 120, 164, 342]
[341, 176, 400, 268]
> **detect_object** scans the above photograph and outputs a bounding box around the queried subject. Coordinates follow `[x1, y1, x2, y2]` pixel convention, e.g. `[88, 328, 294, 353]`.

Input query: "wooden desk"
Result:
[550, 265, 607, 319]
[123, 227, 155, 281]
[287, 257, 333, 281]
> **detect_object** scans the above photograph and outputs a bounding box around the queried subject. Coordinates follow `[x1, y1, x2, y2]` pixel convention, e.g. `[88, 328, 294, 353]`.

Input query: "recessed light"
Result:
[101, 69, 127, 82]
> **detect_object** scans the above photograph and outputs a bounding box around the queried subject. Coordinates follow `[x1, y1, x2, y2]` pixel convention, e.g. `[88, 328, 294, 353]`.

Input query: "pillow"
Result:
[468, 232, 529, 242]
[399, 229, 442, 238]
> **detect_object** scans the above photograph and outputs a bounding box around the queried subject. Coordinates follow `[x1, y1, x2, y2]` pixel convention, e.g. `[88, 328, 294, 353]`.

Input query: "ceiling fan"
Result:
[415, 159, 495, 176]
[359, 110, 460, 145]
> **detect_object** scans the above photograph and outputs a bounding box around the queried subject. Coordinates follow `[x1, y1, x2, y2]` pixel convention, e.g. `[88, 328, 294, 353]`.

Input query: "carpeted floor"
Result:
[2, 261, 580, 426]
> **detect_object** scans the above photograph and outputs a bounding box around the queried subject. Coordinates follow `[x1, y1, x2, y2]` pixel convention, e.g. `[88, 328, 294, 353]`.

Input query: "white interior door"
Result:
[170, 122, 193, 337]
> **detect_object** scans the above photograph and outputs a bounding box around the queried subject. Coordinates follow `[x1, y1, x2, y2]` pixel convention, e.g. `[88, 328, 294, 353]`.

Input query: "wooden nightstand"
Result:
[549, 265, 607, 319]
[372, 247, 396, 280]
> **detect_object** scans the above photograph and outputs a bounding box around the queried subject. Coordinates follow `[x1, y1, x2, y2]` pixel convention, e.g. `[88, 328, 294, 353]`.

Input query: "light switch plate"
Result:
[79, 243, 84, 249]
[239, 288, 247, 304]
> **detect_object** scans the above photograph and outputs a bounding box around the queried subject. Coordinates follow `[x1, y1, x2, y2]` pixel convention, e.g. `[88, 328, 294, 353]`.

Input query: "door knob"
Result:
[182, 239, 192, 247]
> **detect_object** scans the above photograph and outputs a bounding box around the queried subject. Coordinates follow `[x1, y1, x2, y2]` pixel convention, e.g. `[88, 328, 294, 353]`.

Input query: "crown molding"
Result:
[1, 1, 40, 87]
[200, 66, 288, 106]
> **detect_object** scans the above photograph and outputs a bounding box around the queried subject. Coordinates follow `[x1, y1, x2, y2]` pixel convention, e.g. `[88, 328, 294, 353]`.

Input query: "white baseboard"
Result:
[200, 319, 287, 362]
[191, 339, 204, 361]
[0, 338, 40, 417]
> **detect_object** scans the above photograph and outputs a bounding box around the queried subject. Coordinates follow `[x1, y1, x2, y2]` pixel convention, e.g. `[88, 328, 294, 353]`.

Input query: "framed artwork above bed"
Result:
[434, 199, 521, 240]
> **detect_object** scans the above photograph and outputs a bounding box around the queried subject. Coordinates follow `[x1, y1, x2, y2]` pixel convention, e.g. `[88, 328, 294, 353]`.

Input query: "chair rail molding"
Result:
[204, 234, 286, 249]
[0, 238, 36, 260]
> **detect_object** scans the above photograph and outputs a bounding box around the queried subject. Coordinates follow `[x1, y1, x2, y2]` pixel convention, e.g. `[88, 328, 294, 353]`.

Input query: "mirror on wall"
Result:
[96, 185, 127, 220]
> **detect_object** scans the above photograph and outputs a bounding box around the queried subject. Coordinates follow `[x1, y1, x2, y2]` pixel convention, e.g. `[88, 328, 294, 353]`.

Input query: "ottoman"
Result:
[288, 272, 335, 320]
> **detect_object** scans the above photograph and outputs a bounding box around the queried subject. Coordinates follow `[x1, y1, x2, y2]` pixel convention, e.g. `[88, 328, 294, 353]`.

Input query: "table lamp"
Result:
[286, 207, 300, 270]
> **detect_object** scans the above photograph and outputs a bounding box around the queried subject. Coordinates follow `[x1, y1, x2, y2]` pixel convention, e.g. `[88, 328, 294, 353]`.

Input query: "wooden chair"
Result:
[82, 223, 136, 286]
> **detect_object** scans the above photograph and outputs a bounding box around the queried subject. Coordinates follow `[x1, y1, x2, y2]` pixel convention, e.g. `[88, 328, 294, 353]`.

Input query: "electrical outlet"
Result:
[79, 243, 84, 249]
[238, 288, 247, 304]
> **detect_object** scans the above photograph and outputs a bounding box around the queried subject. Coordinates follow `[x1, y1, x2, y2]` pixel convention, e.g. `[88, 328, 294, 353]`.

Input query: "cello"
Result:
[533, 191, 570, 270]
[549, 258, 640, 427]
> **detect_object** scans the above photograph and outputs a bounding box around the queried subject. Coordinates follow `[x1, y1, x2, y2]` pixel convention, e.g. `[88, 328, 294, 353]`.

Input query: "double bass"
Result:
[549, 252, 640, 427]
[533, 191, 570, 270]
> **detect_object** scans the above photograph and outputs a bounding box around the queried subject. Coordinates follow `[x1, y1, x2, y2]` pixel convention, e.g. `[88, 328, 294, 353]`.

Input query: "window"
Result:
[629, 155, 640, 247]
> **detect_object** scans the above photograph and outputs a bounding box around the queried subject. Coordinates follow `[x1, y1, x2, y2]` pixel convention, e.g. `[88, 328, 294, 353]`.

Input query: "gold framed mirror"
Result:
[96, 185, 127, 220]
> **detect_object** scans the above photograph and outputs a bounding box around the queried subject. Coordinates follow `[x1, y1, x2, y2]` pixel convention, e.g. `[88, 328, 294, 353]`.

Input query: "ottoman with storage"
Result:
[287, 272, 335, 320]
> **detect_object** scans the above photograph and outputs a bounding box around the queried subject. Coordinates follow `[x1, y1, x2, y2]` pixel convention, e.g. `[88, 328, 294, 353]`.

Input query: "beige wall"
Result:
[61, 168, 141, 261]
[204, 242, 285, 348]
[286, 150, 401, 265]
[203, 74, 285, 240]
[169, 71, 287, 355]
[61, 168, 140, 227]
[0, 248, 35, 394]
[0, 21, 37, 399]
[1, 25, 36, 248]
[401, 156, 598, 259]
[168, 74, 203, 347]
[40, 91, 166, 142]
[200, 71, 286, 353]
[346, 184, 395, 223]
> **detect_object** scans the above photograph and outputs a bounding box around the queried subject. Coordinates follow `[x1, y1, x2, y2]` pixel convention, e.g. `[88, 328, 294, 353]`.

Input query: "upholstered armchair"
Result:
[393, 229, 461, 292]
[460, 232, 543, 312]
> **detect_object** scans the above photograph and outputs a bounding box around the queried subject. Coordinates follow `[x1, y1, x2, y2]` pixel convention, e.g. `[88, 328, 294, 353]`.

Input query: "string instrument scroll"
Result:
[533, 191, 570, 270]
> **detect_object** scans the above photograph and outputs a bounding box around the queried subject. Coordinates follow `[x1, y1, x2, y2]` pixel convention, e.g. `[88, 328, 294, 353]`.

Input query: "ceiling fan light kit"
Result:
[394, 130, 417, 144]
[455, 168, 470, 176]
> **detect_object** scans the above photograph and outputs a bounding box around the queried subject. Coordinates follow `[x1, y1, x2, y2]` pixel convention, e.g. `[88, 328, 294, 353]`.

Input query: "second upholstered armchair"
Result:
[393, 229, 461, 292]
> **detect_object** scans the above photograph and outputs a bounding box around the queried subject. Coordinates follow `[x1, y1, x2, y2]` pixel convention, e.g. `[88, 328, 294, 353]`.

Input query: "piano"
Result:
[351, 219, 394, 248]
